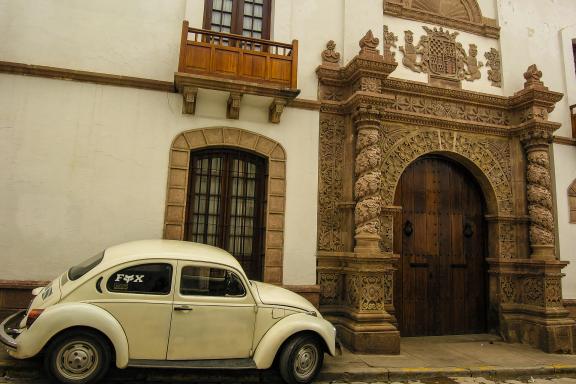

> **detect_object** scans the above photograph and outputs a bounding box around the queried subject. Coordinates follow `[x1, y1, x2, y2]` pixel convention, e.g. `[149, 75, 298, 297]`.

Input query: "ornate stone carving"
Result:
[360, 275, 386, 311]
[484, 48, 502, 87]
[319, 272, 341, 305]
[318, 115, 346, 252]
[545, 278, 563, 307]
[383, 272, 393, 305]
[322, 40, 341, 66]
[359, 77, 382, 93]
[521, 130, 555, 249]
[523, 277, 545, 307]
[354, 106, 384, 245]
[499, 222, 517, 259]
[524, 64, 544, 88]
[359, 30, 380, 58]
[399, 27, 486, 87]
[383, 0, 500, 39]
[465, 44, 483, 81]
[383, 26, 398, 64]
[380, 128, 513, 215]
[399, 30, 421, 73]
[390, 94, 509, 126]
[345, 273, 360, 310]
[500, 275, 516, 303]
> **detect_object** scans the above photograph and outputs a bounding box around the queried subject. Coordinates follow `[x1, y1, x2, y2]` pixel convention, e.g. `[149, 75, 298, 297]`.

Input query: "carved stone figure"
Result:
[383, 26, 398, 63]
[399, 30, 421, 72]
[484, 48, 502, 87]
[465, 44, 483, 81]
[359, 30, 380, 58]
[321, 40, 341, 66]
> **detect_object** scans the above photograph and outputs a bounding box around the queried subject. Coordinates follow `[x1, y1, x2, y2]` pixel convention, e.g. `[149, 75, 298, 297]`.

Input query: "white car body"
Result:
[1, 240, 338, 374]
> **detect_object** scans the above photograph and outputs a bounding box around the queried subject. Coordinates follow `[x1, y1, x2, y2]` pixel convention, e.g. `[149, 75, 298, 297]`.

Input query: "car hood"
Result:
[253, 281, 318, 314]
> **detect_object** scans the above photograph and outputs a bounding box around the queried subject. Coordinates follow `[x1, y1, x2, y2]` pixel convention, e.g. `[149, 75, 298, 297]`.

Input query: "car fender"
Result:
[252, 312, 337, 369]
[12, 303, 129, 368]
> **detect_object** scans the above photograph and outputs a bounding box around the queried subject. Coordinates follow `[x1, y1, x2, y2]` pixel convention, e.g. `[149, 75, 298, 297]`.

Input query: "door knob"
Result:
[404, 220, 413, 237]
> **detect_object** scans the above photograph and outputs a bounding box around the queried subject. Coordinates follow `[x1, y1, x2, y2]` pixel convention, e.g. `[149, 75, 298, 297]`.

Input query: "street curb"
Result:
[317, 365, 576, 382]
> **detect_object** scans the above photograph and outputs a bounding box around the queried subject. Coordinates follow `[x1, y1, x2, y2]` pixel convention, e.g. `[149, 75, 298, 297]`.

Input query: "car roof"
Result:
[102, 240, 243, 271]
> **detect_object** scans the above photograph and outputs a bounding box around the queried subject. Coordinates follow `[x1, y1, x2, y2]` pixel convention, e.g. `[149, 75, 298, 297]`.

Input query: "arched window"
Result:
[569, 180, 576, 224]
[185, 148, 267, 280]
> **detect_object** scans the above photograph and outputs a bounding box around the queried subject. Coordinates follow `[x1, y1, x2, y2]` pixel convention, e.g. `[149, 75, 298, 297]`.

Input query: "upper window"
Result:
[203, 0, 272, 40]
[180, 266, 246, 297]
[68, 251, 104, 281]
[107, 263, 173, 295]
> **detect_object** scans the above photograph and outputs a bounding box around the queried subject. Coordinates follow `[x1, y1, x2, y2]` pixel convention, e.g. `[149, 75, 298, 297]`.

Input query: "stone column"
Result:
[353, 105, 383, 254]
[520, 130, 555, 260]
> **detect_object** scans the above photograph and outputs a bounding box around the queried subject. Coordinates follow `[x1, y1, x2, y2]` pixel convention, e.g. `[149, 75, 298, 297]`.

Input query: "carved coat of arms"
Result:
[400, 26, 483, 86]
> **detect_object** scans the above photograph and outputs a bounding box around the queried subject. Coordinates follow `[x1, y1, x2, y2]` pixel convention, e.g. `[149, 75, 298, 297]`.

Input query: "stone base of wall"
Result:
[326, 315, 401, 354]
[0, 280, 48, 321]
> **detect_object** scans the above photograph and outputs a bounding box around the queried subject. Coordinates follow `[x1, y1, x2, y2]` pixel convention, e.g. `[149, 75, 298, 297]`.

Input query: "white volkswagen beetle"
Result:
[1, 240, 339, 384]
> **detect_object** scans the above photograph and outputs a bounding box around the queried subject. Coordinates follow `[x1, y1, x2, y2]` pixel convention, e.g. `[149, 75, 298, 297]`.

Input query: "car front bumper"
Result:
[0, 310, 26, 351]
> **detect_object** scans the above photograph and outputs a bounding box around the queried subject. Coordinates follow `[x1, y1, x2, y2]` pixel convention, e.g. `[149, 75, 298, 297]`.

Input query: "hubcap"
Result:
[56, 341, 99, 380]
[294, 343, 318, 381]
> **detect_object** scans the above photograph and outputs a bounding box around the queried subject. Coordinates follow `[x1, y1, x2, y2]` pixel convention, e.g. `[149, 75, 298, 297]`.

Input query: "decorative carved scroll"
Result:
[485, 48, 502, 87]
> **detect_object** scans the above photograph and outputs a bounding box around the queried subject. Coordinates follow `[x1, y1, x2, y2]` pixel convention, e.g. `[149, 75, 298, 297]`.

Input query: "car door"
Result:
[92, 260, 175, 360]
[166, 260, 256, 360]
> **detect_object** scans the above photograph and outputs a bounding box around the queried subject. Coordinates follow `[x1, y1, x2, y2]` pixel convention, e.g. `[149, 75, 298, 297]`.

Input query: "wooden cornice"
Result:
[0, 61, 175, 92]
[554, 136, 576, 146]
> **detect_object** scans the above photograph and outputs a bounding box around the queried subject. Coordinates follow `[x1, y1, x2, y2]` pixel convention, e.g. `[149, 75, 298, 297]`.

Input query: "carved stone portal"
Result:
[317, 33, 573, 355]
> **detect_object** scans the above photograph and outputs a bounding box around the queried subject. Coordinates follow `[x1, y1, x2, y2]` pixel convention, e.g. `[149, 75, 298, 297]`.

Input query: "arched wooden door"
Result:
[393, 156, 487, 336]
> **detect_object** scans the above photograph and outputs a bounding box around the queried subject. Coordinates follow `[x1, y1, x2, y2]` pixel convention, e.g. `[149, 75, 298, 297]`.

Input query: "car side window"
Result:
[180, 266, 246, 297]
[107, 263, 172, 295]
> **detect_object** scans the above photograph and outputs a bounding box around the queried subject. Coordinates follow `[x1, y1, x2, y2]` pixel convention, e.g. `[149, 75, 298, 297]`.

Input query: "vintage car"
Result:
[1, 240, 339, 384]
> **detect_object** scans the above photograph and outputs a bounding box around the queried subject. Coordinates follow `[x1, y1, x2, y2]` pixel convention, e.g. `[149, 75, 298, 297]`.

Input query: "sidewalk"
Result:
[2, 334, 576, 383]
[321, 334, 576, 382]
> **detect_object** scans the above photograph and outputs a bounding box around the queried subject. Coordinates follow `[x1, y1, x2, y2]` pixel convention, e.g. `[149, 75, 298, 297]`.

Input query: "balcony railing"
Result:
[178, 21, 298, 90]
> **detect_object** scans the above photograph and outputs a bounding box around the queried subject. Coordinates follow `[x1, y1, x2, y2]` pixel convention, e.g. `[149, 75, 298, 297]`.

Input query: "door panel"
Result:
[394, 156, 487, 337]
[167, 261, 256, 360]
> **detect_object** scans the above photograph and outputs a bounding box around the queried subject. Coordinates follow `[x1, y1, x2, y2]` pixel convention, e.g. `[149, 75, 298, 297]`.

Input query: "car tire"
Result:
[278, 334, 324, 384]
[44, 329, 111, 384]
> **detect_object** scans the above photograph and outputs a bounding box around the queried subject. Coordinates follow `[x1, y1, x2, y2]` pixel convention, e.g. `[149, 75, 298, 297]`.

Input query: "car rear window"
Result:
[68, 251, 105, 281]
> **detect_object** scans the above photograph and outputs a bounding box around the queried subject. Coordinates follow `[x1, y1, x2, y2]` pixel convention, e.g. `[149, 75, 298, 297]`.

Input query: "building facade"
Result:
[1, 0, 576, 354]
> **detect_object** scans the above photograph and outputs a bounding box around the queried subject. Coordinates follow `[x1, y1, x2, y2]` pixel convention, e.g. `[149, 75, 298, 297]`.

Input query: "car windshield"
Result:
[68, 251, 105, 281]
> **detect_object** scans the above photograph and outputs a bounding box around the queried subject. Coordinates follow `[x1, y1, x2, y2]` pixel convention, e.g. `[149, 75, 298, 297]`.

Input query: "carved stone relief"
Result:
[379, 128, 513, 215]
[523, 277, 545, 307]
[499, 222, 517, 259]
[319, 272, 341, 305]
[383, 26, 398, 64]
[545, 278, 563, 307]
[321, 40, 341, 66]
[399, 27, 486, 87]
[318, 115, 346, 252]
[485, 48, 502, 87]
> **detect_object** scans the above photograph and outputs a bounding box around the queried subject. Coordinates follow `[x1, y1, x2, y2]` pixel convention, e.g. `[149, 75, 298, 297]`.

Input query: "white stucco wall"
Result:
[0, 0, 185, 81]
[0, 73, 319, 285]
[495, 0, 576, 298]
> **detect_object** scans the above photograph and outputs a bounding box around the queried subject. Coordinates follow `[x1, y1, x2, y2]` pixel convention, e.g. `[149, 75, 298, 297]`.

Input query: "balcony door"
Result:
[185, 148, 267, 280]
[203, 0, 272, 39]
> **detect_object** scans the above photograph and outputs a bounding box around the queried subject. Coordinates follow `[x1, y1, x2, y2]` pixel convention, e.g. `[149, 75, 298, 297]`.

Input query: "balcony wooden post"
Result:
[290, 40, 299, 90]
[178, 21, 189, 73]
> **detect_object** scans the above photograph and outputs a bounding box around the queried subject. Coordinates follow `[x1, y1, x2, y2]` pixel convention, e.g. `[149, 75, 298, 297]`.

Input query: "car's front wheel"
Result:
[278, 334, 324, 384]
[44, 329, 111, 384]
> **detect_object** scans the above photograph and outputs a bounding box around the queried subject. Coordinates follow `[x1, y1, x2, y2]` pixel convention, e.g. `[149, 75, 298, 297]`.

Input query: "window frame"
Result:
[179, 265, 247, 298]
[202, 0, 272, 40]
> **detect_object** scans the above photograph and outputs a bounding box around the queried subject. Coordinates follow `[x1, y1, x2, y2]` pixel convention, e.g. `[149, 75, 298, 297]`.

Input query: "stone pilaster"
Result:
[353, 105, 384, 254]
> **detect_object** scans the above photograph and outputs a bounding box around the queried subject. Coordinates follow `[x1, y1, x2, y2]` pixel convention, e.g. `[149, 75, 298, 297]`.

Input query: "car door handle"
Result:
[174, 305, 193, 312]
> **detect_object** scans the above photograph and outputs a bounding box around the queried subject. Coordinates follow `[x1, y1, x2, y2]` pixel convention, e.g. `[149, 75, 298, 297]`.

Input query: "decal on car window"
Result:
[107, 264, 172, 295]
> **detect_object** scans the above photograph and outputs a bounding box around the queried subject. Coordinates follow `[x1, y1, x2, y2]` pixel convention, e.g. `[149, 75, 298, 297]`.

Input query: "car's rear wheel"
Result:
[44, 329, 111, 384]
[278, 334, 324, 384]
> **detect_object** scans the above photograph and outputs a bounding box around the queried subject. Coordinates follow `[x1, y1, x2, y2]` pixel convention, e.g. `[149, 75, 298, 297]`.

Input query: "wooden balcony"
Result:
[174, 21, 300, 123]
